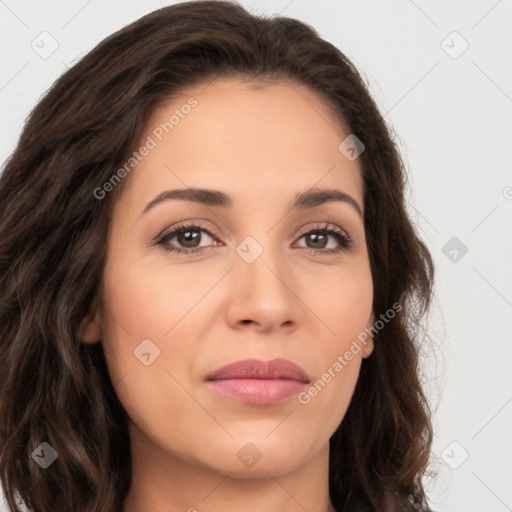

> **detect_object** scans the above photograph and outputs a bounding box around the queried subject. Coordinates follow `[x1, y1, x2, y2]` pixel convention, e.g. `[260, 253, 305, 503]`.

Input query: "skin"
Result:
[81, 77, 375, 512]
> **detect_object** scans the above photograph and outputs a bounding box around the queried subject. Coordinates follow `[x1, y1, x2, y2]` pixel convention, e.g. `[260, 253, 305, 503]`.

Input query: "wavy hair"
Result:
[0, 1, 435, 511]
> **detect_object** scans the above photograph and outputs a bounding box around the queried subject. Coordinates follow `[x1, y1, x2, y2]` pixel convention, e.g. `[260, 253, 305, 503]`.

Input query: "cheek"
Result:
[99, 255, 201, 429]
[102, 254, 193, 341]
[295, 262, 372, 422]
[309, 263, 373, 349]
[100, 314, 195, 438]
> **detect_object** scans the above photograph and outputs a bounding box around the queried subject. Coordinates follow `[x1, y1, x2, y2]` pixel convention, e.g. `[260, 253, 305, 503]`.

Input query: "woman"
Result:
[0, 1, 435, 511]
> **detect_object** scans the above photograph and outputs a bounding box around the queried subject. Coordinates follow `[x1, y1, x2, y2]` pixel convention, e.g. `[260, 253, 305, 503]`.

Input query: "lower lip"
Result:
[207, 378, 307, 405]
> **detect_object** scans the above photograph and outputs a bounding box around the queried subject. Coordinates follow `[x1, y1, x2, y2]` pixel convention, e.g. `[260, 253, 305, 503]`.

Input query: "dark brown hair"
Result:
[0, 1, 435, 511]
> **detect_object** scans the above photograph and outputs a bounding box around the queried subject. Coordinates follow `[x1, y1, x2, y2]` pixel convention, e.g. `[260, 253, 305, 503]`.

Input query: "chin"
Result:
[204, 440, 314, 478]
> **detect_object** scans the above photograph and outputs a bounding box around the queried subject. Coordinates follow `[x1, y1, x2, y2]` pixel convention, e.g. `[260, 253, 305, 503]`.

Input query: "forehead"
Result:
[120, 77, 363, 210]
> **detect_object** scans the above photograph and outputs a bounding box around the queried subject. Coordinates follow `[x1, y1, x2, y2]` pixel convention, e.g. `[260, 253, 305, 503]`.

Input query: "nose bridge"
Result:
[234, 231, 288, 291]
[228, 227, 300, 327]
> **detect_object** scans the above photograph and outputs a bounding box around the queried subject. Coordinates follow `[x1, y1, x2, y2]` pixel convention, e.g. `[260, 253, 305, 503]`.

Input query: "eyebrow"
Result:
[141, 187, 363, 218]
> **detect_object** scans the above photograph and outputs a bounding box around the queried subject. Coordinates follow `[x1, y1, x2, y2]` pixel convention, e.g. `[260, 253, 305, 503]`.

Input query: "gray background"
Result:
[1, 1, 511, 511]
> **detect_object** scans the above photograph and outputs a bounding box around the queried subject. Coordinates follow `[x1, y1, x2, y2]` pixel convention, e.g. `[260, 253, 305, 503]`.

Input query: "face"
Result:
[82, 77, 374, 480]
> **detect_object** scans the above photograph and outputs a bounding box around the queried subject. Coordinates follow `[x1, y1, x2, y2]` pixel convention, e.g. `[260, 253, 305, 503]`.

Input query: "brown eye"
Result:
[156, 223, 218, 255]
[295, 225, 353, 254]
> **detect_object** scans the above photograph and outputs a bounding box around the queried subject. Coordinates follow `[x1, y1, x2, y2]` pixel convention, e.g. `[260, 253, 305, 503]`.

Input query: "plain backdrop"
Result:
[1, 1, 511, 511]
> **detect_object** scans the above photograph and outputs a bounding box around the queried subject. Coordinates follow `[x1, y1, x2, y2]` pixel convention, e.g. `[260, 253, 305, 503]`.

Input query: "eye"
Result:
[154, 222, 353, 256]
[294, 223, 353, 255]
[154, 222, 220, 255]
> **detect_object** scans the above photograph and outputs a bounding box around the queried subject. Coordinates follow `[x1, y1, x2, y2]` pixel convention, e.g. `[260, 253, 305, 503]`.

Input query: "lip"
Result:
[205, 358, 310, 405]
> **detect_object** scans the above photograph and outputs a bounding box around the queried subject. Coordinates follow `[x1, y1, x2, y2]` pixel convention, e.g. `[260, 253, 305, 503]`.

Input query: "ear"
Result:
[79, 298, 102, 344]
[361, 312, 375, 359]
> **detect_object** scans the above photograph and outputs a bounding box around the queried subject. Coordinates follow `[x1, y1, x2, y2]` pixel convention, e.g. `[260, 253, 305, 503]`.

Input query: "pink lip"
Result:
[205, 358, 310, 405]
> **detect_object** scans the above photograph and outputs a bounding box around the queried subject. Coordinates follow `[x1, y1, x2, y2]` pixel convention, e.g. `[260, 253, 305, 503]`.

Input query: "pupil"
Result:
[174, 230, 329, 249]
[179, 230, 200, 247]
[309, 233, 326, 248]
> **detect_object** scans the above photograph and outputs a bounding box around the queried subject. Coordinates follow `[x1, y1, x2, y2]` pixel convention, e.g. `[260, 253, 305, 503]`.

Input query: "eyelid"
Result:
[155, 221, 351, 244]
[294, 222, 349, 238]
[155, 220, 221, 241]
[155, 225, 352, 259]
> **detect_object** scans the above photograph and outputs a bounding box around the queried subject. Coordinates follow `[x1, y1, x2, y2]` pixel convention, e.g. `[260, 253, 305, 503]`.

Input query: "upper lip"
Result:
[206, 358, 310, 383]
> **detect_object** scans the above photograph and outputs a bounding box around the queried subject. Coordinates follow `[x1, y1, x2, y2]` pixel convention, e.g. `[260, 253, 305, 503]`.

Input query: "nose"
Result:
[224, 241, 302, 334]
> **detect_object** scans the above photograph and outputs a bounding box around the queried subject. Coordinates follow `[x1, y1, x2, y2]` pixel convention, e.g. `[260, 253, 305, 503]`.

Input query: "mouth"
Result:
[205, 358, 310, 405]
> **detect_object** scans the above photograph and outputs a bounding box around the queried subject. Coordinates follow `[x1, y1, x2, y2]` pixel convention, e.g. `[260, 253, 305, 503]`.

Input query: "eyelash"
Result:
[154, 222, 353, 256]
